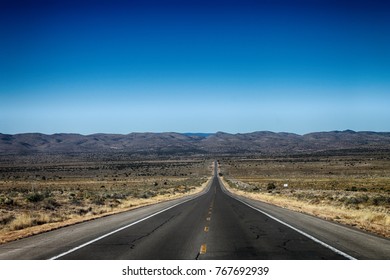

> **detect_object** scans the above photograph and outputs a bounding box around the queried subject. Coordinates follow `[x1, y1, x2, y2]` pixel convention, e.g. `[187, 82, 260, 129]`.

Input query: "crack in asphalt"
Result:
[129, 215, 176, 249]
[249, 224, 267, 239]
[281, 239, 292, 251]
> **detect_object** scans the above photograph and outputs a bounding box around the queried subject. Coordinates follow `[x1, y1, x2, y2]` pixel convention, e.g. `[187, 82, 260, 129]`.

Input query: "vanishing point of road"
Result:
[0, 162, 389, 260]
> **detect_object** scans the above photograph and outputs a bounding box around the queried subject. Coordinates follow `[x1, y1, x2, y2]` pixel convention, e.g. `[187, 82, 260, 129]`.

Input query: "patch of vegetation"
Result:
[220, 154, 390, 238]
[26, 192, 44, 203]
[0, 157, 212, 243]
[0, 196, 15, 206]
[267, 182, 277, 191]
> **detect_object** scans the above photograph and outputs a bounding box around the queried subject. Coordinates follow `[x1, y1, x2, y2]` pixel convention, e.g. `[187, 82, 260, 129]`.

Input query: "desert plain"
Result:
[220, 153, 390, 238]
[1, 131, 389, 243]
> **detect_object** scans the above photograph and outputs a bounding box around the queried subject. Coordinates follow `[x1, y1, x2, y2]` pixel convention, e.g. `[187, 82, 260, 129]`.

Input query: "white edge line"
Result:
[49, 178, 213, 260]
[219, 178, 357, 260]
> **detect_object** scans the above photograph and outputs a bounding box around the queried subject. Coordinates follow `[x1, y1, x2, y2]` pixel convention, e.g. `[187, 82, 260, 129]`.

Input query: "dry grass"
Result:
[222, 178, 390, 238]
[0, 159, 213, 244]
[220, 156, 390, 238]
[0, 177, 212, 244]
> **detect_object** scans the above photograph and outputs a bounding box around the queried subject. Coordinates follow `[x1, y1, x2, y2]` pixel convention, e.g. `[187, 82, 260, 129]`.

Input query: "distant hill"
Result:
[1, 130, 390, 156]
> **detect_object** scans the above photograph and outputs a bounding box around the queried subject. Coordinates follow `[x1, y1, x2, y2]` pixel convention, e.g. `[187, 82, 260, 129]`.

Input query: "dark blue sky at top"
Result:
[1, 0, 389, 134]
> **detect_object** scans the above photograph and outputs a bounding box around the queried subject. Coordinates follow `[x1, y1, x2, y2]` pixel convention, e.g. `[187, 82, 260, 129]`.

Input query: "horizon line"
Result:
[1, 129, 389, 137]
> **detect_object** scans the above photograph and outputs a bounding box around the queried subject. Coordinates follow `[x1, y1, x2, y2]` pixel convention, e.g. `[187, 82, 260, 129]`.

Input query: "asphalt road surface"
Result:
[1, 163, 389, 260]
[58, 175, 345, 260]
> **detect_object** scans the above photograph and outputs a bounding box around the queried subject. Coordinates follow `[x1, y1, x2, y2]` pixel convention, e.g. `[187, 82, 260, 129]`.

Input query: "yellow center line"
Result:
[204, 226, 209, 232]
[200, 244, 207, 254]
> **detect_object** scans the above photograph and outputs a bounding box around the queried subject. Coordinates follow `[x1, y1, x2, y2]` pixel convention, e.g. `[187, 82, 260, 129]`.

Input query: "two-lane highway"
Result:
[1, 162, 389, 259]
[53, 171, 347, 260]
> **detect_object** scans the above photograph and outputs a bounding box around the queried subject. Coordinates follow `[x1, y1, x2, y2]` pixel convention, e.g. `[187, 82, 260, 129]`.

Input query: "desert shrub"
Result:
[0, 214, 15, 225]
[91, 196, 106, 205]
[43, 198, 61, 210]
[267, 182, 277, 190]
[26, 192, 44, 203]
[370, 195, 389, 206]
[109, 199, 121, 208]
[0, 196, 15, 206]
[357, 195, 369, 203]
[141, 193, 151, 199]
[343, 195, 370, 205]
[136, 191, 154, 199]
[345, 197, 360, 205]
[158, 190, 169, 195]
[109, 193, 126, 199]
[69, 193, 81, 205]
[78, 207, 92, 215]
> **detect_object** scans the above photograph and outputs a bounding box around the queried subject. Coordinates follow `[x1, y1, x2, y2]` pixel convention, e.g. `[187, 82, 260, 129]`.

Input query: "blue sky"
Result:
[1, 0, 389, 134]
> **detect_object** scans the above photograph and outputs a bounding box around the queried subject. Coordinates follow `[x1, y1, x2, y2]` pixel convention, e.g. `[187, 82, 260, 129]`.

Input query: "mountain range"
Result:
[1, 130, 390, 156]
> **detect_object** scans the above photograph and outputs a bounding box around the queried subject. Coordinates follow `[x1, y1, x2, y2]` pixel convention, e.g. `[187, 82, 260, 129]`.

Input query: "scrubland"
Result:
[220, 155, 390, 238]
[0, 158, 212, 243]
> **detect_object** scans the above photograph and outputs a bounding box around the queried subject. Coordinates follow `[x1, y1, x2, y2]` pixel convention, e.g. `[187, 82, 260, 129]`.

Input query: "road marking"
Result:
[208, 211, 212, 215]
[48, 186, 212, 260]
[200, 244, 207, 254]
[206, 217, 211, 221]
[204, 226, 209, 232]
[223, 187, 357, 260]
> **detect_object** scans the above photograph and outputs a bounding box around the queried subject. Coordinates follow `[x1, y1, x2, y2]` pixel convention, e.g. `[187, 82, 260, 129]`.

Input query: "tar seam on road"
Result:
[49, 181, 212, 260]
[219, 179, 357, 260]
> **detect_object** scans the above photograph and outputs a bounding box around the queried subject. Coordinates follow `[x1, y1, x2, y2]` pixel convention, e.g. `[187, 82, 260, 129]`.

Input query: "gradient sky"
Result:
[1, 0, 389, 135]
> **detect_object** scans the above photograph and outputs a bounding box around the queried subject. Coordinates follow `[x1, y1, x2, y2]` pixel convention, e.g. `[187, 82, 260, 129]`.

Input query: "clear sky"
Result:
[1, 0, 389, 135]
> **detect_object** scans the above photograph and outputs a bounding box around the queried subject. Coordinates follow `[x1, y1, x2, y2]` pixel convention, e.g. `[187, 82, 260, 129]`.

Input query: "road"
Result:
[0, 162, 389, 259]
